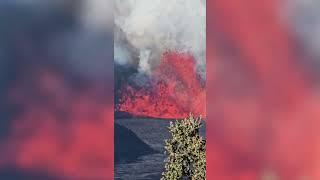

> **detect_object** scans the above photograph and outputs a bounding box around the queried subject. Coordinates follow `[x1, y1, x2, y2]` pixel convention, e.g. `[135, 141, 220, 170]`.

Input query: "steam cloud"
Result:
[115, 0, 206, 79]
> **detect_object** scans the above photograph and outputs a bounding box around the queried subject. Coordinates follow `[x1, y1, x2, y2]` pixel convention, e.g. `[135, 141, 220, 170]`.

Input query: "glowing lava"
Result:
[206, 0, 320, 179]
[0, 66, 114, 179]
[116, 52, 206, 119]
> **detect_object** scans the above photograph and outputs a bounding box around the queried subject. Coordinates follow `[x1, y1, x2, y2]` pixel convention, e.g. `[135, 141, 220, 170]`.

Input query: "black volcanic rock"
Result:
[114, 123, 157, 164]
[114, 111, 134, 119]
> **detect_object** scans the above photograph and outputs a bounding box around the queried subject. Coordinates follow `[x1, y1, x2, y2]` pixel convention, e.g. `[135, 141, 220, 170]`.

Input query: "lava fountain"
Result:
[116, 52, 206, 119]
[206, 0, 320, 179]
[0, 66, 114, 179]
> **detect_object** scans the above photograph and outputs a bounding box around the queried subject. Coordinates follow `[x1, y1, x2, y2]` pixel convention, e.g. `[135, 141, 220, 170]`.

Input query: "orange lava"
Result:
[207, 0, 320, 179]
[0, 66, 114, 179]
[116, 52, 206, 119]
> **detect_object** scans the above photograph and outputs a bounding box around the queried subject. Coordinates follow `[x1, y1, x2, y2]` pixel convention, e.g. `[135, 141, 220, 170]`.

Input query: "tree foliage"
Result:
[161, 114, 206, 180]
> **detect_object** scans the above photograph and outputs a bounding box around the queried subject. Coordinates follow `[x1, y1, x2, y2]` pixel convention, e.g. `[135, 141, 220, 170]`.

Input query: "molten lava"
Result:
[0, 66, 114, 179]
[116, 52, 206, 119]
[207, 0, 320, 179]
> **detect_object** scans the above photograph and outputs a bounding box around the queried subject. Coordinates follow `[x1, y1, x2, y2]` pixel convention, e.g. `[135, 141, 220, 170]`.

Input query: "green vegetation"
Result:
[161, 114, 206, 180]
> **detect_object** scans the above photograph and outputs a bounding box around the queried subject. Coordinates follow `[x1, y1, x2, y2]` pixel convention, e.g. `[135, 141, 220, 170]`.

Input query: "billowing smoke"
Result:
[47, 0, 114, 83]
[80, 0, 113, 32]
[114, 0, 206, 119]
[115, 0, 206, 79]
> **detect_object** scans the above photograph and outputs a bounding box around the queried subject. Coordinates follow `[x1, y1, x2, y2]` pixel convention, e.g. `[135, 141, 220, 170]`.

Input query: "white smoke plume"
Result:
[80, 0, 113, 32]
[115, 0, 206, 79]
[46, 0, 114, 82]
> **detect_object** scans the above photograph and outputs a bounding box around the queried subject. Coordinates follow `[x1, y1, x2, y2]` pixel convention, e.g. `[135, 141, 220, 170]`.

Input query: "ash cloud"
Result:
[115, 0, 206, 79]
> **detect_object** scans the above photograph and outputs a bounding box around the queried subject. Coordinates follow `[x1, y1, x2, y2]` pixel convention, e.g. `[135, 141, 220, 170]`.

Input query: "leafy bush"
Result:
[161, 114, 206, 180]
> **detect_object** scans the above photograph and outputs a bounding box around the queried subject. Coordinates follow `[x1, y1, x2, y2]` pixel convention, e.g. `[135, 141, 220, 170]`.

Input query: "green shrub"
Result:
[161, 114, 206, 180]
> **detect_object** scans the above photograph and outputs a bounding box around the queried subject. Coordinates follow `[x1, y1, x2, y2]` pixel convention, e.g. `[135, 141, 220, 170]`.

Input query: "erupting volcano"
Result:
[0, 66, 114, 179]
[116, 52, 206, 119]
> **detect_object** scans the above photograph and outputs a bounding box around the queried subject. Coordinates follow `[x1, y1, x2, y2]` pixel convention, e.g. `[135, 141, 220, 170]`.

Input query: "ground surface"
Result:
[115, 118, 206, 180]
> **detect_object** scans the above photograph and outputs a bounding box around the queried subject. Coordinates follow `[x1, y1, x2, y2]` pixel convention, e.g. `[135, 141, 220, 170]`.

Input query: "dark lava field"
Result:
[115, 118, 206, 180]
